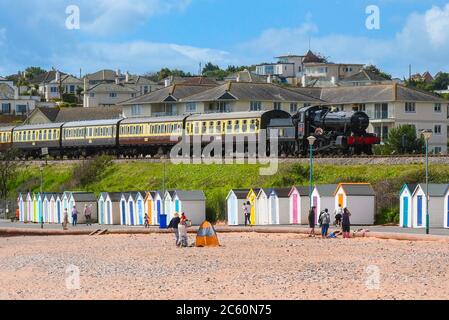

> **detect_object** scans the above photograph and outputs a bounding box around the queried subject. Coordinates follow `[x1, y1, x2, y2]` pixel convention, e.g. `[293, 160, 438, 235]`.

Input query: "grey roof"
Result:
[291, 186, 310, 196]
[29, 71, 68, 85]
[70, 192, 97, 202]
[104, 192, 123, 202]
[62, 119, 122, 128]
[320, 84, 447, 105]
[183, 82, 323, 103]
[187, 111, 266, 121]
[35, 107, 60, 122]
[55, 106, 123, 123]
[14, 123, 64, 131]
[121, 115, 186, 124]
[228, 189, 251, 200]
[122, 84, 216, 105]
[258, 188, 273, 197]
[315, 184, 339, 197]
[271, 188, 291, 198]
[338, 184, 375, 196]
[342, 70, 388, 82]
[417, 184, 449, 197]
[0, 125, 16, 132]
[288, 87, 323, 100]
[84, 69, 118, 82]
[174, 190, 206, 201]
[85, 83, 138, 94]
[224, 70, 268, 83]
[0, 83, 14, 99]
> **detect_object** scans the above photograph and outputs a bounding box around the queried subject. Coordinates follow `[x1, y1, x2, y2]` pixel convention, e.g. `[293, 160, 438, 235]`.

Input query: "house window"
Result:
[218, 102, 231, 113]
[273, 102, 282, 110]
[89, 93, 95, 98]
[131, 105, 142, 116]
[434, 103, 442, 113]
[375, 103, 388, 119]
[434, 147, 442, 154]
[143, 86, 149, 94]
[69, 85, 75, 93]
[290, 103, 298, 113]
[1, 103, 11, 114]
[186, 102, 197, 113]
[16, 105, 27, 115]
[405, 102, 416, 113]
[353, 104, 366, 112]
[250, 101, 262, 111]
[50, 87, 58, 93]
[109, 93, 117, 98]
[434, 125, 442, 135]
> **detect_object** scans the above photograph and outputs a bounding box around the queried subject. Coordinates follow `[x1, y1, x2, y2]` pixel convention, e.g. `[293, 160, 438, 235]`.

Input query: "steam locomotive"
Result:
[0, 106, 380, 159]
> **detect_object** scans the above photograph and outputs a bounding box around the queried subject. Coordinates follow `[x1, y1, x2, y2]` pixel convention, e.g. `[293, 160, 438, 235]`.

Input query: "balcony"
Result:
[152, 112, 177, 117]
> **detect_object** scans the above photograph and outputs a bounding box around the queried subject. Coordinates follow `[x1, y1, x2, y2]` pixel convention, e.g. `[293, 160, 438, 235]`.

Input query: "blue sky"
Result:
[0, 0, 449, 78]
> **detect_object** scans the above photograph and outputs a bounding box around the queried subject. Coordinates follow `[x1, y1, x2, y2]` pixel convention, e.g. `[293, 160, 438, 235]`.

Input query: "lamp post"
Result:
[307, 136, 317, 208]
[421, 129, 432, 235]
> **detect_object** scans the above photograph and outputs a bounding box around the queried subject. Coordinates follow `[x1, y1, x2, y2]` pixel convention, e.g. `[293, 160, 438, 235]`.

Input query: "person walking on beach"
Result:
[342, 208, 352, 239]
[319, 209, 331, 239]
[334, 204, 343, 227]
[178, 213, 191, 247]
[243, 201, 251, 227]
[168, 213, 181, 246]
[83, 204, 92, 226]
[71, 205, 78, 227]
[62, 208, 69, 230]
[308, 207, 316, 237]
[144, 212, 150, 228]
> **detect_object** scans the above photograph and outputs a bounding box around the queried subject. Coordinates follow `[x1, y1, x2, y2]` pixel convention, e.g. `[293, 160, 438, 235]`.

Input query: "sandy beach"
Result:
[1, 233, 449, 300]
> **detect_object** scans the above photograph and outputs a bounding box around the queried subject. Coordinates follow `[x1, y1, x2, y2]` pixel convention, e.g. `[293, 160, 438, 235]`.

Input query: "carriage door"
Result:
[403, 197, 409, 228]
[417, 196, 423, 227]
[121, 200, 126, 225]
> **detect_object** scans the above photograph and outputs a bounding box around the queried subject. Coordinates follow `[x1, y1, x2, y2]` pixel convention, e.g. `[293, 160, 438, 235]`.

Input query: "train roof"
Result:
[186, 111, 266, 121]
[62, 119, 123, 128]
[13, 123, 65, 131]
[121, 115, 187, 124]
[0, 125, 16, 131]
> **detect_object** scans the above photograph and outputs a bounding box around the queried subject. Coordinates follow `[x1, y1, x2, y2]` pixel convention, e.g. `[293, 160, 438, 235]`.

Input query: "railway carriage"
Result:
[119, 116, 186, 157]
[61, 119, 122, 157]
[12, 123, 63, 158]
[0, 126, 14, 153]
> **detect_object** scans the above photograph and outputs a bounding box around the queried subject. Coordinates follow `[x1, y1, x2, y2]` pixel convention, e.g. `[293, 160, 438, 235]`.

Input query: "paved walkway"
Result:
[2, 220, 449, 236]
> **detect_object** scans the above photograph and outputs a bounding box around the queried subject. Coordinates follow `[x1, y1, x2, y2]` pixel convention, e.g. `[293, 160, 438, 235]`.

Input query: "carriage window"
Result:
[216, 121, 221, 133]
[249, 120, 256, 132]
[38, 131, 42, 140]
[194, 122, 200, 135]
[242, 120, 248, 133]
[234, 120, 240, 133]
[226, 121, 233, 133]
[208, 122, 214, 134]
[202, 122, 207, 134]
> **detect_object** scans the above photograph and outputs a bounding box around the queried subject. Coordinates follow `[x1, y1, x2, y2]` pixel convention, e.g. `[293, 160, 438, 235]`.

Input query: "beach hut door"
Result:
[403, 197, 408, 228]
[129, 202, 135, 226]
[57, 201, 61, 224]
[137, 200, 143, 225]
[99, 200, 104, 225]
[157, 200, 161, 224]
[292, 194, 298, 224]
[313, 196, 318, 225]
[417, 196, 423, 227]
[175, 200, 180, 213]
[107, 201, 111, 225]
[271, 196, 277, 225]
[121, 200, 126, 225]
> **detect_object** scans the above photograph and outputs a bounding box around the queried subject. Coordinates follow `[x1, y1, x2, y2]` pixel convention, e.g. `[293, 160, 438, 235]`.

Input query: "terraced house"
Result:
[316, 84, 449, 153]
[121, 81, 322, 117]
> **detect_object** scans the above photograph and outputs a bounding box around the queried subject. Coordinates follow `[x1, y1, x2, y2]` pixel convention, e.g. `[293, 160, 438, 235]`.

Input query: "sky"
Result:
[0, 0, 449, 78]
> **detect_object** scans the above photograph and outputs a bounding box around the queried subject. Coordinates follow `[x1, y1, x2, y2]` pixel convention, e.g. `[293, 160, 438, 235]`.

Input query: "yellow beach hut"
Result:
[246, 189, 260, 226]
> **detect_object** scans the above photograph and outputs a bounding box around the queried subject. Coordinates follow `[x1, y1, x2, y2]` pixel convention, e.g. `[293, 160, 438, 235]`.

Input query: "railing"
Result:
[152, 112, 177, 117]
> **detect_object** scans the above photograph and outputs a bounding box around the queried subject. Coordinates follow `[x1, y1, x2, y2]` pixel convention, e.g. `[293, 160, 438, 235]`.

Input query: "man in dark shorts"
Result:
[308, 207, 316, 237]
[342, 208, 352, 239]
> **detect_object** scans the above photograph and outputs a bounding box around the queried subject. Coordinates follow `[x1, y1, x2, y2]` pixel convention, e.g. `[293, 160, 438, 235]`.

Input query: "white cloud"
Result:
[49, 40, 231, 74]
[237, 3, 449, 77]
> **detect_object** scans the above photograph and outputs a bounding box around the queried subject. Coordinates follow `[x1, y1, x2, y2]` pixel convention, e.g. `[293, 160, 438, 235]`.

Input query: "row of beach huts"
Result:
[16, 190, 206, 226]
[226, 183, 377, 226]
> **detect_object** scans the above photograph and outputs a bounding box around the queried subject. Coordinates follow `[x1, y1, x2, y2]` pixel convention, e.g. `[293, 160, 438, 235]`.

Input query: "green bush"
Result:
[73, 156, 114, 188]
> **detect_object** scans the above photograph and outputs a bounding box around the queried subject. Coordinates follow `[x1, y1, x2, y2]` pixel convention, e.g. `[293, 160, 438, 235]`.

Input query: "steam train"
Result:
[0, 106, 380, 159]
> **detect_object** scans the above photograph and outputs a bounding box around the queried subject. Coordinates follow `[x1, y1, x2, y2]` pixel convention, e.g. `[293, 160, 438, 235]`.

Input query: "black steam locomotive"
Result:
[292, 105, 380, 155]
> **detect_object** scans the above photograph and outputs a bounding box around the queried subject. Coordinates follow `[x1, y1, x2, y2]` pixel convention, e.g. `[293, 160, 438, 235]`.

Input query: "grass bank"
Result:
[11, 161, 449, 224]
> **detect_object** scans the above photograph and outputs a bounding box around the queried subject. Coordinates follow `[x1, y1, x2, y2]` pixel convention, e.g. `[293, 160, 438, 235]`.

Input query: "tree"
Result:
[363, 65, 392, 80]
[24, 67, 46, 80]
[384, 125, 424, 154]
[0, 149, 21, 201]
[202, 62, 220, 74]
[433, 72, 449, 90]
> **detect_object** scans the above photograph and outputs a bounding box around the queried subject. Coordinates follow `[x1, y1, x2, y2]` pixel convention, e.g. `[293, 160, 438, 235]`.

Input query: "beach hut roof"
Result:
[70, 192, 97, 202]
[314, 184, 339, 197]
[416, 183, 449, 197]
[336, 183, 375, 196]
[107, 192, 123, 202]
[227, 189, 250, 200]
[248, 188, 261, 196]
[400, 183, 418, 195]
[258, 188, 273, 197]
[175, 190, 206, 201]
[290, 186, 310, 196]
[271, 188, 291, 198]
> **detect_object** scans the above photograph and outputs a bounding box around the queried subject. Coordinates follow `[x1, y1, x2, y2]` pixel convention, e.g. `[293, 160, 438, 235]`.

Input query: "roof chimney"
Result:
[116, 69, 121, 77]
[102, 70, 106, 80]
[115, 76, 120, 85]
[236, 74, 240, 82]
[267, 74, 272, 84]
[165, 78, 171, 87]
[125, 71, 130, 83]
[55, 71, 60, 82]
[84, 77, 88, 92]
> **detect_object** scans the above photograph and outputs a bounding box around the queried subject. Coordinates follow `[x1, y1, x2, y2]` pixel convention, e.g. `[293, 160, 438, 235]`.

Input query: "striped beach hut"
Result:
[412, 184, 449, 229]
[164, 190, 177, 222]
[256, 189, 272, 226]
[120, 193, 129, 225]
[17, 193, 24, 222]
[153, 191, 164, 226]
[69, 192, 98, 224]
[289, 186, 310, 225]
[144, 192, 155, 225]
[36, 193, 43, 224]
[226, 189, 250, 226]
[98, 192, 122, 225]
[135, 191, 146, 226]
[172, 190, 206, 226]
[26, 193, 32, 223]
[246, 189, 260, 226]
[399, 184, 417, 228]
[55, 194, 63, 224]
[268, 188, 291, 225]
[334, 183, 376, 225]
[42, 194, 50, 223]
[311, 185, 338, 225]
